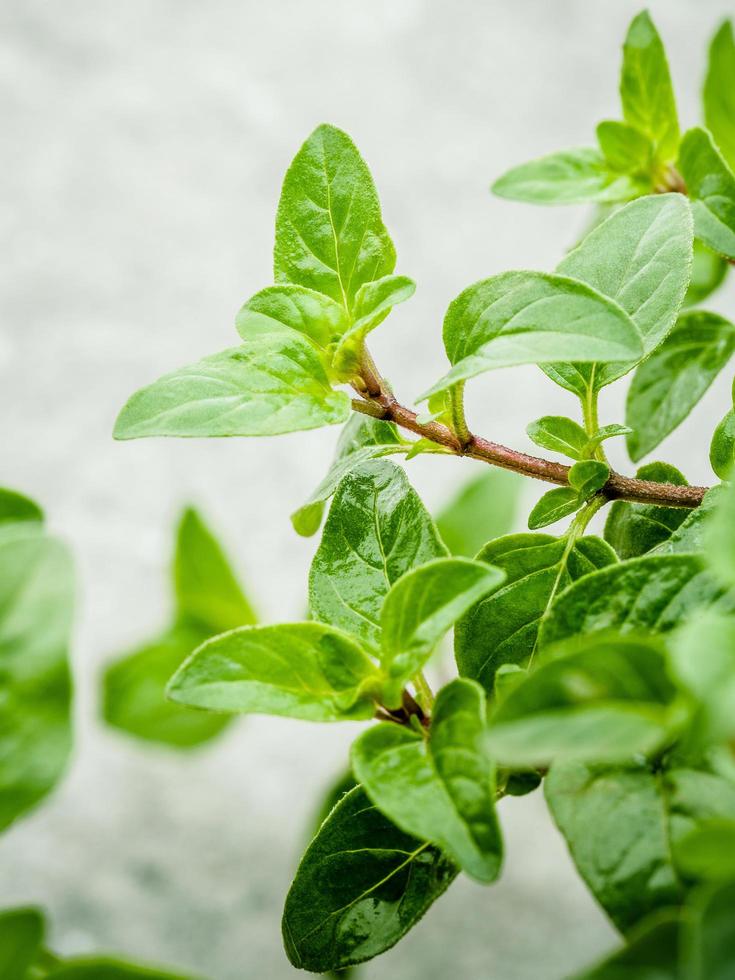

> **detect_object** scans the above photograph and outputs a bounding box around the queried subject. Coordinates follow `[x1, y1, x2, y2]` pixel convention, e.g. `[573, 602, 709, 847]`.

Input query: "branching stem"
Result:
[354, 353, 708, 509]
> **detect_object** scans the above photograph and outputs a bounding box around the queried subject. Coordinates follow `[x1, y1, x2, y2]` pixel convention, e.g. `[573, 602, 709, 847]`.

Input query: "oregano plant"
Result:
[94, 8, 735, 977]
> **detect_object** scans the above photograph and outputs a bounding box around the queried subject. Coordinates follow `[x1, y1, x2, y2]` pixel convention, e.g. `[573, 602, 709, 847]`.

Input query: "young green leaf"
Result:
[235, 284, 347, 351]
[173, 507, 256, 635]
[352, 679, 502, 883]
[704, 19, 735, 173]
[455, 533, 616, 692]
[620, 11, 680, 163]
[571, 910, 680, 980]
[539, 554, 734, 652]
[526, 415, 589, 460]
[421, 271, 642, 400]
[291, 415, 406, 537]
[114, 336, 350, 439]
[0, 907, 44, 980]
[309, 460, 447, 653]
[167, 623, 379, 722]
[274, 124, 396, 311]
[486, 634, 682, 766]
[585, 423, 633, 454]
[596, 120, 653, 175]
[626, 311, 735, 461]
[545, 194, 693, 394]
[282, 786, 457, 973]
[684, 239, 729, 307]
[527, 487, 580, 530]
[604, 462, 690, 559]
[678, 128, 735, 260]
[331, 275, 416, 379]
[380, 558, 505, 696]
[710, 408, 735, 479]
[435, 468, 521, 557]
[0, 487, 43, 526]
[568, 460, 609, 498]
[103, 626, 229, 748]
[491, 147, 644, 205]
[0, 523, 73, 832]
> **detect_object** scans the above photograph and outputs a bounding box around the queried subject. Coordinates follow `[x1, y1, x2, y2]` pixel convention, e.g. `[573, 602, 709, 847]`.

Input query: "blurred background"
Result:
[2, 1, 734, 977]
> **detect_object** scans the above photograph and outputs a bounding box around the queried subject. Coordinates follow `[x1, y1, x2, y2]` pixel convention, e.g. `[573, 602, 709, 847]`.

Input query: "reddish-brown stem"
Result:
[352, 357, 708, 510]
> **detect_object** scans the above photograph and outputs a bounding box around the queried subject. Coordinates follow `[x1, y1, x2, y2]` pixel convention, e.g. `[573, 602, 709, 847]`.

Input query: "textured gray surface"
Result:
[2, 1, 734, 978]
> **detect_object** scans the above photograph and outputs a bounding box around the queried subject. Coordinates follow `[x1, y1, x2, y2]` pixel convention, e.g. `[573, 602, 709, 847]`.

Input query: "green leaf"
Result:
[0, 907, 44, 980]
[274, 124, 396, 311]
[539, 553, 735, 652]
[103, 626, 229, 748]
[684, 239, 728, 307]
[545, 194, 693, 395]
[626, 311, 735, 461]
[103, 507, 255, 748]
[0, 488, 43, 526]
[421, 272, 642, 400]
[650, 485, 724, 557]
[684, 879, 735, 979]
[604, 462, 690, 559]
[710, 408, 735, 480]
[585, 424, 634, 454]
[704, 19, 735, 173]
[678, 128, 735, 260]
[620, 11, 679, 163]
[352, 679, 502, 883]
[331, 275, 416, 379]
[669, 613, 735, 743]
[455, 532, 616, 693]
[571, 909, 680, 980]
[676, 820, 735, 881]
[282, 786, 457, 973]
[706, 477, 735, 589]
[114, 336, 350, 440]
[596, 120, 654, 175]
[47, 959, 195, 979]
[173, 507, 256, 634]
[568, 460, 610, 498]
[491, 147, 644, 205]
[167, 622, 380, 722]
[486, 633, 682, 767]
[291, 414, 406, 537]
[526, 415, 589, 460]
[379, 558, 505, 697]
[435, 468, 521, 557]
[547, 759, 735, 934]
[0, 523, 73, 831]
[235, 284, 347, 351]
[527, 487, 580, 530]
[309, 460, 447, 653]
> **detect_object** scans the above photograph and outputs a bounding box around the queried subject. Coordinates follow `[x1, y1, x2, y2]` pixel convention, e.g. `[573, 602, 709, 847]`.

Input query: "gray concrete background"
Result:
[2, 1, 734, 977]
